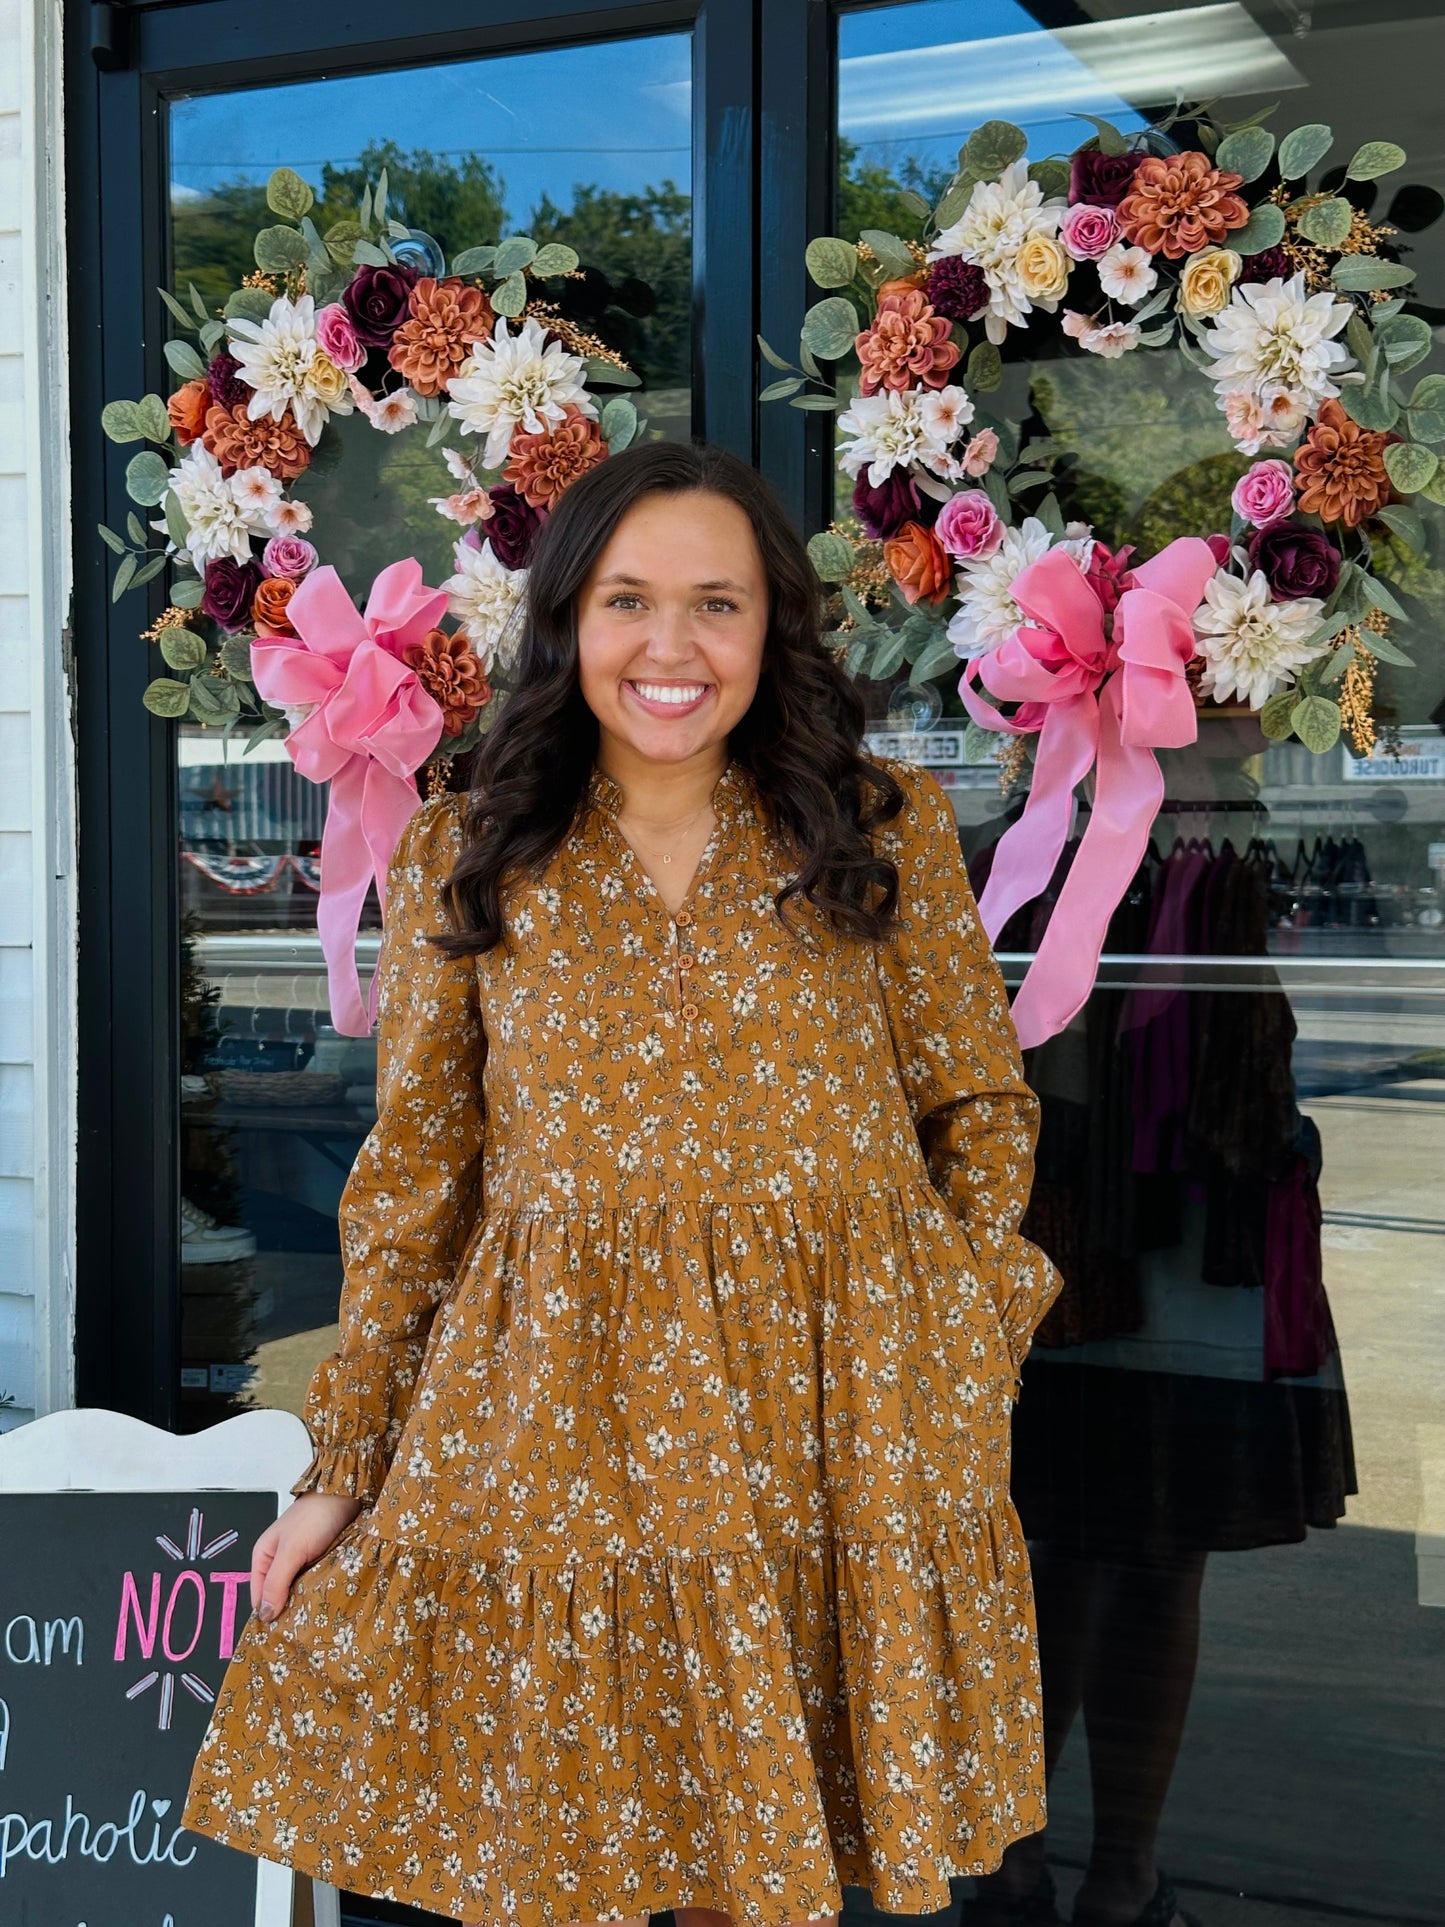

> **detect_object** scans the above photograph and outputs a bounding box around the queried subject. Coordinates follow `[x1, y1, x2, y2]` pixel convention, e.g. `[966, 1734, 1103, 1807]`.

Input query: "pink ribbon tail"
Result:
[316, 759, 425, 1035]
[974, 694, 1097, 945]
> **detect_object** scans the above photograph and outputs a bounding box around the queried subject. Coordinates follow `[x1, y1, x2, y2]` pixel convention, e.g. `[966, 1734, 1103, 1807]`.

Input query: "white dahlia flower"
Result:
[446, 314, 595, 470]
[442, 536, 527, 671]
[1192, 567, 1326, 708]
[927, 160, 1068, 345]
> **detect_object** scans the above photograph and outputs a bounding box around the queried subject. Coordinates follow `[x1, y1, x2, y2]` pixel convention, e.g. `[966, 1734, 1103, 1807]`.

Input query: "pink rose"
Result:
[261, 535, 318, 580]
[1231, 458, 1296, 528]
[1205, 532, 1232, 565]
[935, 488, 1003, 561]
[1060, 203, 1121, 262]
[961, 429, 999, 478]
[315, 302, 366, 374]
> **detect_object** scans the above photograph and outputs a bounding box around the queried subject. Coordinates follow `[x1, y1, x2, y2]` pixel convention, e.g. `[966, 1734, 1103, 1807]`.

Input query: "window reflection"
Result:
[835, 3, 1444, 1923]
[169, 33, 693, 1439]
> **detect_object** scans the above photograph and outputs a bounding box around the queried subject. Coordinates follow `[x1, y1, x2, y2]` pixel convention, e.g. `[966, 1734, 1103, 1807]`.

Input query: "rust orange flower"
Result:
[387, 276, 494, 398]
[884, 520, 952, 605]
[875, 272, 929, 301]
[252, 575, 299, 637]
[1117, 151, 1250, 259]
[1293, 398, 1395, 528]
[856, 288, 961, 396]
[402, 627, 491, 736]
[202, 401, 311, 481]
[168, 380, 211, 445]
[504, 404, 608, 508]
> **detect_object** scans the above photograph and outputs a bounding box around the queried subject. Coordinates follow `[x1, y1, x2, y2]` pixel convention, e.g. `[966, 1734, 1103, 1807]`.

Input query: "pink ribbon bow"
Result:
[960, 537, 1217, 1049]
[251, 559, 447, 1035]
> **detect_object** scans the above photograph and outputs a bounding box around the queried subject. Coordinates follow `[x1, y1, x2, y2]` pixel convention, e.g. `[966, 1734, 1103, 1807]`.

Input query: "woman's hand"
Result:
[250, 1493, 366, 1624]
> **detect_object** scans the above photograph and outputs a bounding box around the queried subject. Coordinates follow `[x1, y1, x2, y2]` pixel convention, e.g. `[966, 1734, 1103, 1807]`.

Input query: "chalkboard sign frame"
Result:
[0, 1406, 342, 1927]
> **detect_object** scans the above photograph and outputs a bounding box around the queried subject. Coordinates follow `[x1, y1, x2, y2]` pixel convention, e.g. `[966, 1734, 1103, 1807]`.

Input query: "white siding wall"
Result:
[0, 0, 75, 1433]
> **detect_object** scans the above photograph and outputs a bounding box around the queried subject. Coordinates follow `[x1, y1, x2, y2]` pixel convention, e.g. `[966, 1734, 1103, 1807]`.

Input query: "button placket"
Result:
[673, 908, 700, 1025]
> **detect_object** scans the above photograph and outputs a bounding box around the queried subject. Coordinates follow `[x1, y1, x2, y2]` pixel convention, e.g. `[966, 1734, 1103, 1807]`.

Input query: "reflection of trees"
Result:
[171, 140, 690, 387]
[836, 136, 952, 245]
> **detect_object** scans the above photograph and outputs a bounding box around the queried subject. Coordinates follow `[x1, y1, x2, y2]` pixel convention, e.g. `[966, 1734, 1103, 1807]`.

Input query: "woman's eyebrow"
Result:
[594, 572, 751, 592]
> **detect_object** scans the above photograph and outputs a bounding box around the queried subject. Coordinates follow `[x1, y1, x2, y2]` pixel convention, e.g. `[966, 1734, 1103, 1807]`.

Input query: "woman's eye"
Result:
[606, 593, 644, 609]
[703, 598, 738, 614]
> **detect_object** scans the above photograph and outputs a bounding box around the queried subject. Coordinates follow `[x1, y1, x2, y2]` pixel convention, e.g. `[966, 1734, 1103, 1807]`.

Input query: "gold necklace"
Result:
[617, 800, 714, 865]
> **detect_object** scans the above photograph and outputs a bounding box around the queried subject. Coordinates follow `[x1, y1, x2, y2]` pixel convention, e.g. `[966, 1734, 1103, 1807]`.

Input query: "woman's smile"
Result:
[623, 678, 714, 717]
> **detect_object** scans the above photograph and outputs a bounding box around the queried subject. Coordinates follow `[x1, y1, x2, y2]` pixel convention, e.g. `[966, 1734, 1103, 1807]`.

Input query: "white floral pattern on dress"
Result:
[181, 755, 1061, 1927]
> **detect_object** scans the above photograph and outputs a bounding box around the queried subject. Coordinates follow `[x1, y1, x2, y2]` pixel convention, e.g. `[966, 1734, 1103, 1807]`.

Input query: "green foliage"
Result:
[835, 136, 952, 246]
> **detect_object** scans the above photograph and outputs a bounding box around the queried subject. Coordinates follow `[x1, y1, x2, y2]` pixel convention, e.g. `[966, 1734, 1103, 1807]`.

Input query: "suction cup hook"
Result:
[886, 681, 944, 733]
[392, 229, 447, 278]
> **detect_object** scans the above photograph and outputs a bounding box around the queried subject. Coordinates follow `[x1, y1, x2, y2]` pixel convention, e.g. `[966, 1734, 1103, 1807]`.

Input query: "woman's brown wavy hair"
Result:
[434, 439, 906, 956]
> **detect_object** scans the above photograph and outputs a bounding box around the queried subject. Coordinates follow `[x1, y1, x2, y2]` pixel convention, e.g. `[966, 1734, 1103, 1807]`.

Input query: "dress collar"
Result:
[584, 756, 757, 829]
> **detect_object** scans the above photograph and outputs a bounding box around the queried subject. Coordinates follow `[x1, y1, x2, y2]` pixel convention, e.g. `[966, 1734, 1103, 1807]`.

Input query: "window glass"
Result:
[836, 3, 1444, 1920]
[168, 33, 692, 1435]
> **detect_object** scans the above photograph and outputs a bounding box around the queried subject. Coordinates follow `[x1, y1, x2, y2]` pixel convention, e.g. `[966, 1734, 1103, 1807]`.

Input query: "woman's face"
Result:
[575, 487, 769, 770]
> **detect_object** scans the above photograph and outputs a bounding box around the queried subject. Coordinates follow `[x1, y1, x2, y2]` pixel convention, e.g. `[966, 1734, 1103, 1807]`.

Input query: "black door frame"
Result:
[66, 0, 845, 1427]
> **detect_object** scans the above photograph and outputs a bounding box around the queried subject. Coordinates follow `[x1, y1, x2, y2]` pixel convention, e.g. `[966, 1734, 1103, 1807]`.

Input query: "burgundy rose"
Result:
[852, 469, 924, 542]
[926, 256, 989, 325]
[1240, 244, 1292, 284]
[201, 555, 264, 632]
[1068, 149, 1144, 209]
[482, 483, 544, 570]
[1247, 518, 1340, 602]
[342, 262, 421, 349]
[207, 350, 250, 410]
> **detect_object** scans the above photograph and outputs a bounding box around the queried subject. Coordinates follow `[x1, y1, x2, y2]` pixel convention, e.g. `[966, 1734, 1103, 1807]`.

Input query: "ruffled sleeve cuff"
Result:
[289, 1433, 392, 1505]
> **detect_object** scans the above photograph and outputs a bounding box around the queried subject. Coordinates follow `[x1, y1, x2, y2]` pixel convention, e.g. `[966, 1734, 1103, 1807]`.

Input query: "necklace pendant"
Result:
[662, 855, 672, 863]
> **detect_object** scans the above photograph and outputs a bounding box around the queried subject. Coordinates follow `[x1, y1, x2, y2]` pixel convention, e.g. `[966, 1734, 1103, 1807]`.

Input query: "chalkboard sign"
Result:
[0, 1407, 340, 1927]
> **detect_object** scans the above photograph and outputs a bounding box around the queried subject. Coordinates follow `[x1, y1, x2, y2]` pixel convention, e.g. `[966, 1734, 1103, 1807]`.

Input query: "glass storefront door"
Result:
[835, 3, 1444, 1922]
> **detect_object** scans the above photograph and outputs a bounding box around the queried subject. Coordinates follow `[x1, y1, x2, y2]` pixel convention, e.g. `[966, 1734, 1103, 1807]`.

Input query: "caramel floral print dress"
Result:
[181, 754, 1061, 1927]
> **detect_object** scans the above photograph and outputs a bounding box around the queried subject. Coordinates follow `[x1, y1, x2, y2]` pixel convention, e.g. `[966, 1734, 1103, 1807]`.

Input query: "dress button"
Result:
[681, 1002, 700, 1021]
[678, 952, 697, 968]
[675, 910, 693, 928]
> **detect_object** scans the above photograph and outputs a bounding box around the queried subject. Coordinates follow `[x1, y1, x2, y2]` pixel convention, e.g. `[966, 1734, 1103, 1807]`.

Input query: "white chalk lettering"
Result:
[0, 1788, 198, 1876]
[4, 1614, 84, 1666]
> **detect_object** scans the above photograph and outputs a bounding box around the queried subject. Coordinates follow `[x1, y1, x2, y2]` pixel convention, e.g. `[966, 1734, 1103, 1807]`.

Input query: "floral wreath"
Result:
[760, 108, 1440, 1044]
[99, 165, 641, 1032]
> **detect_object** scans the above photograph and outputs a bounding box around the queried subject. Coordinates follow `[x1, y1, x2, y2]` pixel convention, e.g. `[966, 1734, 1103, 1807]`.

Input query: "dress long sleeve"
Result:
[289, 793, 487, 1504]
[872, 761, 1061, 1376]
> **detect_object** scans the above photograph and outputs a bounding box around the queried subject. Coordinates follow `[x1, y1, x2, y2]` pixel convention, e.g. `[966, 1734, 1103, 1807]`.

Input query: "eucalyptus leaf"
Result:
[1341, 381, 1399, 432]
[966, 341, 1003, 393]
[584, 358, 640, 386]
[933, 173, 979, 228]
[1358, 625, 1415, 667]
[1290, 694, 1341, 753]
[531, 242, 579, 276]
[964, 119, 1029, 178]
[253, 224, 309, 274]
[1411, 374, 1445, 410]
[97, 522, 127, 555]
[844, 632, 871, 677]
[491, 271, 527, 317]
[163, 338, 207, 383]
[1383, 441, 1439, 493]
[101, 400, 144, 444]
[426, 410, 453, 447]
[1359, 572, 1407, 619]
[1332, 255, 1415, 291]
[910, 633, 961, 683]
[1372, 297, 1406, 322]
[757, 335, 797, 373]
[188, 674, 242, 727]
[169, 575, 205, 609]
[126, 511, 147, 547]
[859, 227, 916, 280]
[164, 488, 191, 547]
[352, 239, 391, 268]
[1407, 406, 1445, 444]
[243, 710, 290, 754]
[790, 393, 843, 410]
[1137, 324, 1176, 347]
[1028, 159, 1071, 200]
[199, 319, 226, 354]
[899, 190, 932, 220]
[1259, 689, 1298, 740]
[1375, 503, 1426, 550]
[160, 627, 207, 672]
[800, 295, 860, 361]
[124, 450, 171, 508]
[375, 168, 389, 228]
[266, 166, 314, 220]
[1297, 197, 1354, 248]
[1320, 640, 1356, 683]
[493, 235, 538, 275]
[983, 468, 1011, 517]
[965, 721, 1001, 766]
[760, 376, 805, 401]
[451, 246, 497, 275]
[805, 236, 860, 289]
[143, 677, 192, 719]
[807, 531, 856, 582]
[1376, 313, 1433, 371]
[600, 395, 639, 452]
[1345, 314, 1374, 366]
[1071, 112, 1127, 157]
[871, 628, 910, 680]
[158, 288, 198, 334]
[1229, 203, 1286, 255]
[218, 634, 256, 681]
[1036, 492, 1067, 540]
[131, 553, 168, 589]
[1346, 140, 1406, 181]
[224, 286, 274, 325]
[1277, 122, 1333, 179]
[798, 341, 823, 381]
[136, 393, 172, 442]
[111, 553, 137, 602]
[1215, 126, 1275, 181]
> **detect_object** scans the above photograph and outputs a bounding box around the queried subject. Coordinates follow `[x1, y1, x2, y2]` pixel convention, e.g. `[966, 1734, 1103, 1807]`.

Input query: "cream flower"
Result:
[441, 535, 527, 671]
[227, 293, 339, 447]
[947, 516, 1078, 657]
[1192, 567, 1326, 708]
[927, 160, 1067, 345]
[269, 497, 314, 536]
[1063, 310, 1142, 358]
[230, 464, 285, 524]
[1179, 246, 1241, 319]
[1096, 244, 1158, 306]
[358, 387, 419, 434]
[169, 444, 271, 566]
[1203, 272, 1355, 436]
[446, 315, 595, 470]
[837, 384, 974, 486]
[1016, 232, 1070, 303]
[1220, 383, 1312, 456]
